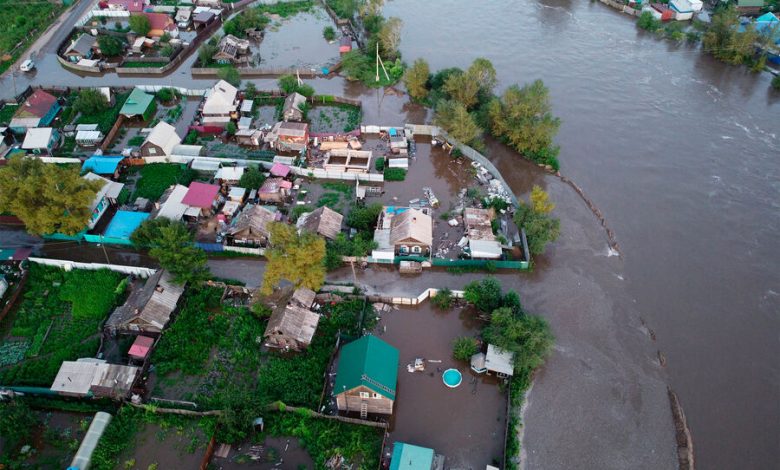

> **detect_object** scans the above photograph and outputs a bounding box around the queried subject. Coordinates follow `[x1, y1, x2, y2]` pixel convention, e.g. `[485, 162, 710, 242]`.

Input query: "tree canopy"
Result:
[97, 35, 123, 57]
[74, 88, 109, 116]
[218, 66, 241, 87]
[0, 156, 103, 235]
[345, 203, 382, 232]
[463, 277, 504, 314]
[129, 14, 151, 36]
[434, 99, 481, 146]
[483, 307, 553, 373]
[702, 5, 760, 65]
[377, 16, 402, 60]
[261, 222, 326, 295]
[238, 166, 266, 189]
[443, 71, 481, 109]
[130, 218, 210, 285]
[403, 58, 430, 101]
[514, 186, 560, 256]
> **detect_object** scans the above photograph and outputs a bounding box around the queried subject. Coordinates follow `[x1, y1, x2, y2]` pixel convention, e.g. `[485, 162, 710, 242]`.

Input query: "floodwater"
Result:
[255, 6, 341, 70]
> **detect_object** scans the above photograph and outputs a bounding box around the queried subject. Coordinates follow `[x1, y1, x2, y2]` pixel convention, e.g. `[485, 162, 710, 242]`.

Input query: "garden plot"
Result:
[0, 408, 93, 468]
[308, 105, 362, 133]
[0, 264, 125, 386]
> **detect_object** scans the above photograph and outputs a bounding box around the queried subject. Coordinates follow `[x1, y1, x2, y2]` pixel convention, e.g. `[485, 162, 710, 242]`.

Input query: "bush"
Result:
[218, 66, 241, 87]
[345, 203, 382, 231]
[452, 336, 478, 361]
[323, 26, 336, 41]
[430, 287, 453, 309]
[156, 87, 177, 103]
[374, 157, 385, 172]
[384, 167, 406, 181]
[773, 75, 780, 91]
[637, 11, 661, 32]
[183, 129, 199, 145]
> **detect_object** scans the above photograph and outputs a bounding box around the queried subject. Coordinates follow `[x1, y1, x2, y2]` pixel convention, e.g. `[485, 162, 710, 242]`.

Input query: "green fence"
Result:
[393, 256, 529, 270]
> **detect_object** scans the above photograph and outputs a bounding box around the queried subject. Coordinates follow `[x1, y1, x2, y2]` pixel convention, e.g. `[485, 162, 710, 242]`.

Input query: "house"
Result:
[647, 3, 674, 21]
[83, 172, 125, 229]
[193, 10, 216, 29]
[105, 269, 185, 335]
[258, 177, 292, 204]
[155, 184, 190, 220]
[669, 0, 693, 21]
[120, 88, 156, 121]
[389, 442, 436, 470]
[195, 0, 221, 7]
[22, 128, 60, 155]
[64, 34, 97, 62]
[212, 34, 250, 65]
[128, 335, 155, 362]
[143, 12, 177, 37]
[9, 90, 61, 132]
[754, 12, 780, 44]
[471, 344, 515, 378]
[339, 36, 352, 54]
[736, 0, 764, 15]
[81, 155, 124, 178]
[182, 182, 221, 216]
[334, 335, 399, 417]
[687, 0, 703, 12]
[175, 7, 192, 28]
[296, 206, 343, 240]
[234, 129, 263, 147]
[323, 149, 371, 173]
[106, 0, 147, 13]
[202, 80, 239, 126]
[140, 121, 181, 157]
[215, 166, 245, 184]
[264, 287, 320, 351]
[282, 92, 307, 121]
[386, 208, 433, 256]
[75, 124, 104, 147]
[50, 358, 140, 399]
[264, 121, 309, 152]
[227, 204, 279, 246]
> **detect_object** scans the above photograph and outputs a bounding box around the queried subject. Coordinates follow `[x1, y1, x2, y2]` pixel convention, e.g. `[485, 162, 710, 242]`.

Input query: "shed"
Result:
[389, 442, 435, 470]
[120, 88, 156, 120]
[156, 184, 189, 220]
[238, 116, 253, 130]
[258, 177, 292, 204]
[485, 344, 514, 377]
[50, 359, 140, 398]
[240, 99, 254, 115]
[182, 182, 220, 209]
[468, 239, 502, 259]
[128, 335, 155, 361]
[334, 335, 399, 416]
[669, 0, 693, 20]
[270, 162, 291, 178]
[81, 155, 124, 177]
[76, 130, 104, 147]
[105, 269, 185, 335]
[22, 127, 58, 154]
[228, 186, 247, 202]
[296, 206, 343, 240]
[102, 211, 150, 241]
[339, 36, 352, 54]
[215, 166, 245, 183]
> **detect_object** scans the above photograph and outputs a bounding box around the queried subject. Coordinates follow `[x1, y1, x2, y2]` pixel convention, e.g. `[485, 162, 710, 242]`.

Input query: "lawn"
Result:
[131, 163, 195, 201]
[0, 0, 65, 74]
[76, 91, 130, 134]
[0, 264, 125, 386]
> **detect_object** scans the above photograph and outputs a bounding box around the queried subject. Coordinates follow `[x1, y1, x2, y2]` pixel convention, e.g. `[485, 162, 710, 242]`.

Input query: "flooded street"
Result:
[1, 0, 778, 468]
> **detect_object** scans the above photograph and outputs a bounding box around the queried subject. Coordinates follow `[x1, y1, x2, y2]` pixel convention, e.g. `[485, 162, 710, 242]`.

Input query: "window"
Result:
[148, 147, 157, 155]
[399, 245, 408, 253]
[359, 392, 369, 399]
[372, 393, 381, 399]
[412, 246, 422, 254]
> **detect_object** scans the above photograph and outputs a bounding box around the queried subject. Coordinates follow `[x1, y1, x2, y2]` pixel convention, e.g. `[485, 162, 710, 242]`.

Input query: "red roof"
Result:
[143, 12, 175, 32]
[109, 0, 146, 12]
[12, 248, 32, 261]
[128, 335, 154, 359]
[19, 90, 58, 119]
[270, 162, 291, 177]
[182, 182, 220, 208]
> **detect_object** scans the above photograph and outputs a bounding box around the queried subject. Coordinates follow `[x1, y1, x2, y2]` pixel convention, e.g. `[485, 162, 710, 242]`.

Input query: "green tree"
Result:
[0, 400, 37, 457]
[156, 87, 177, 103]
[0, 156, 103, 235]
[434, 99, 481, 146]
[239, 166, 266, 188]
[637, 11, 661, 32]
[327, 0, 358, 19]
[278, 74, 299, 94]
[467, 57, 498, 97]
[130, 218, 210, 285]
[773, 75, 780, 91]
[160, 43, 175, 58]
[443, 71, 480, 109]
[452, 336, 478, 361]
[703, 5, 758, 65]
[223, 8, 269, 38]
[463, 277, 503, 314]
[183, 129, 199, 145]
[244, 82, 257, 99]
[487, 80, 561, 157]
[323, 26, 336, 41]
[97, 35, 124, 57]
[430, 287, 453, 310]
[74, 88, 109, 116]
[530, 185, 555, 214]
[129, 14, 151, 36]
[262, 222, 326, 295]
[198, 43, 218, 66]
[226, 121, 237, 135]
[483, 307, 553, 374]
[514, 203, 560, 256]
[377, 16, 402, 59]
[403, 58, 430, 101]
[345, 203, 382, 232]
[218, 66, 241, 87]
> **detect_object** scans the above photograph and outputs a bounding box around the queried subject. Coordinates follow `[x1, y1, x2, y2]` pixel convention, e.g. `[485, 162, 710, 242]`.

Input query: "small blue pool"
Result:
[442, 368, 462, 388]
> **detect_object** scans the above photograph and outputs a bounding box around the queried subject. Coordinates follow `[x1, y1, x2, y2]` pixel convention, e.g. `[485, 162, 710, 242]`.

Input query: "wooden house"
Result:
[227, 204, 279, 246]
[388, 208, 433, 256]
[334, 335, 399, 417]
[234, 129, 263, 147]
[104, 270, 185, 336]
[264, 121, 309, 152]
[282, 92, 306, 122]
[140, 121, 181, 157]
[263, 287, 320, 351]
[50, 359, 140, 399]
[296, 206, 343, 240]
[736, 0, 764, 15]
[142, 12, 177, 38]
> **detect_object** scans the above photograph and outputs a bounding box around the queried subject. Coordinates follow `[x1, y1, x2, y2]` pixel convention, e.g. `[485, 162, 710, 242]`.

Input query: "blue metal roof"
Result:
[103, 211, 150, 240]
[389, 442, 434, 470]
[81, 156, 123, 175]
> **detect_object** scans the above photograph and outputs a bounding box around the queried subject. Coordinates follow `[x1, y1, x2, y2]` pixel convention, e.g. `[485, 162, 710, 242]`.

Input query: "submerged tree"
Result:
[463, 277, 504, 314]
[434, 99, 481, 146]
[703, 5, 759, 65]
[261, 222, 326, 295]
[483, 307, 554, 373]
[0, 156, 103, 235]
[514, 186, 560, 256]
[403, 58, 430, 101]
[131, 218, 210, 285]
[377, 16, 402, 59]
[443, 71, 481, 109]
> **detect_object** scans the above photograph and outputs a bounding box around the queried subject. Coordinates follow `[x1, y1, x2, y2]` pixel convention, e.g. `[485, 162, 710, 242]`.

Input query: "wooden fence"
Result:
[101, 114, 125, 152]
[0, 270, 28, 324]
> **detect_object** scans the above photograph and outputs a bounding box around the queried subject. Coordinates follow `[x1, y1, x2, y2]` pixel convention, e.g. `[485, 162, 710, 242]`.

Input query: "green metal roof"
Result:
[737, 0, 764, 7]
[120, 88, 154, 117]
[389, 442, 434, 470]
[0, 249, 15, 261]
[334, 335, 399, 400]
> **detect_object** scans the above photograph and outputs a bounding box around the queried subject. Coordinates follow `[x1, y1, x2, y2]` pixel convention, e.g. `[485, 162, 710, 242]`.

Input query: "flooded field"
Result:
[376, 302, 506, 469]
[211, 436, 314, 469]
[255, 6, 341, 71]
[119, 421, 210, 469]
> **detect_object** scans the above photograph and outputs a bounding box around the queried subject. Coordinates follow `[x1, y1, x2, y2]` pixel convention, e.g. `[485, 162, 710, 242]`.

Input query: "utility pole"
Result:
[375, 42, 380, 82]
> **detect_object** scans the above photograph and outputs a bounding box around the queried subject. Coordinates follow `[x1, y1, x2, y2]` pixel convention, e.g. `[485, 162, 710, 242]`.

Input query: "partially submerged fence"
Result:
[365, 288, 465, 306]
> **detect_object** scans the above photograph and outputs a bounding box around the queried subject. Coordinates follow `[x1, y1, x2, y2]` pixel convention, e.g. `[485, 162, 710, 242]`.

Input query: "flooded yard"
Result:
[210, 436, 314, 469]
[119, 421, 210, 469]
[255, 6, 341, 70]
[375, 302, 507, 469]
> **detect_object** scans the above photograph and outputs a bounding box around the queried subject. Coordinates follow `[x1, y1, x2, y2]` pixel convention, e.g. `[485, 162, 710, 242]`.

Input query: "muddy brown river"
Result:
[1, 0, 778, 468]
